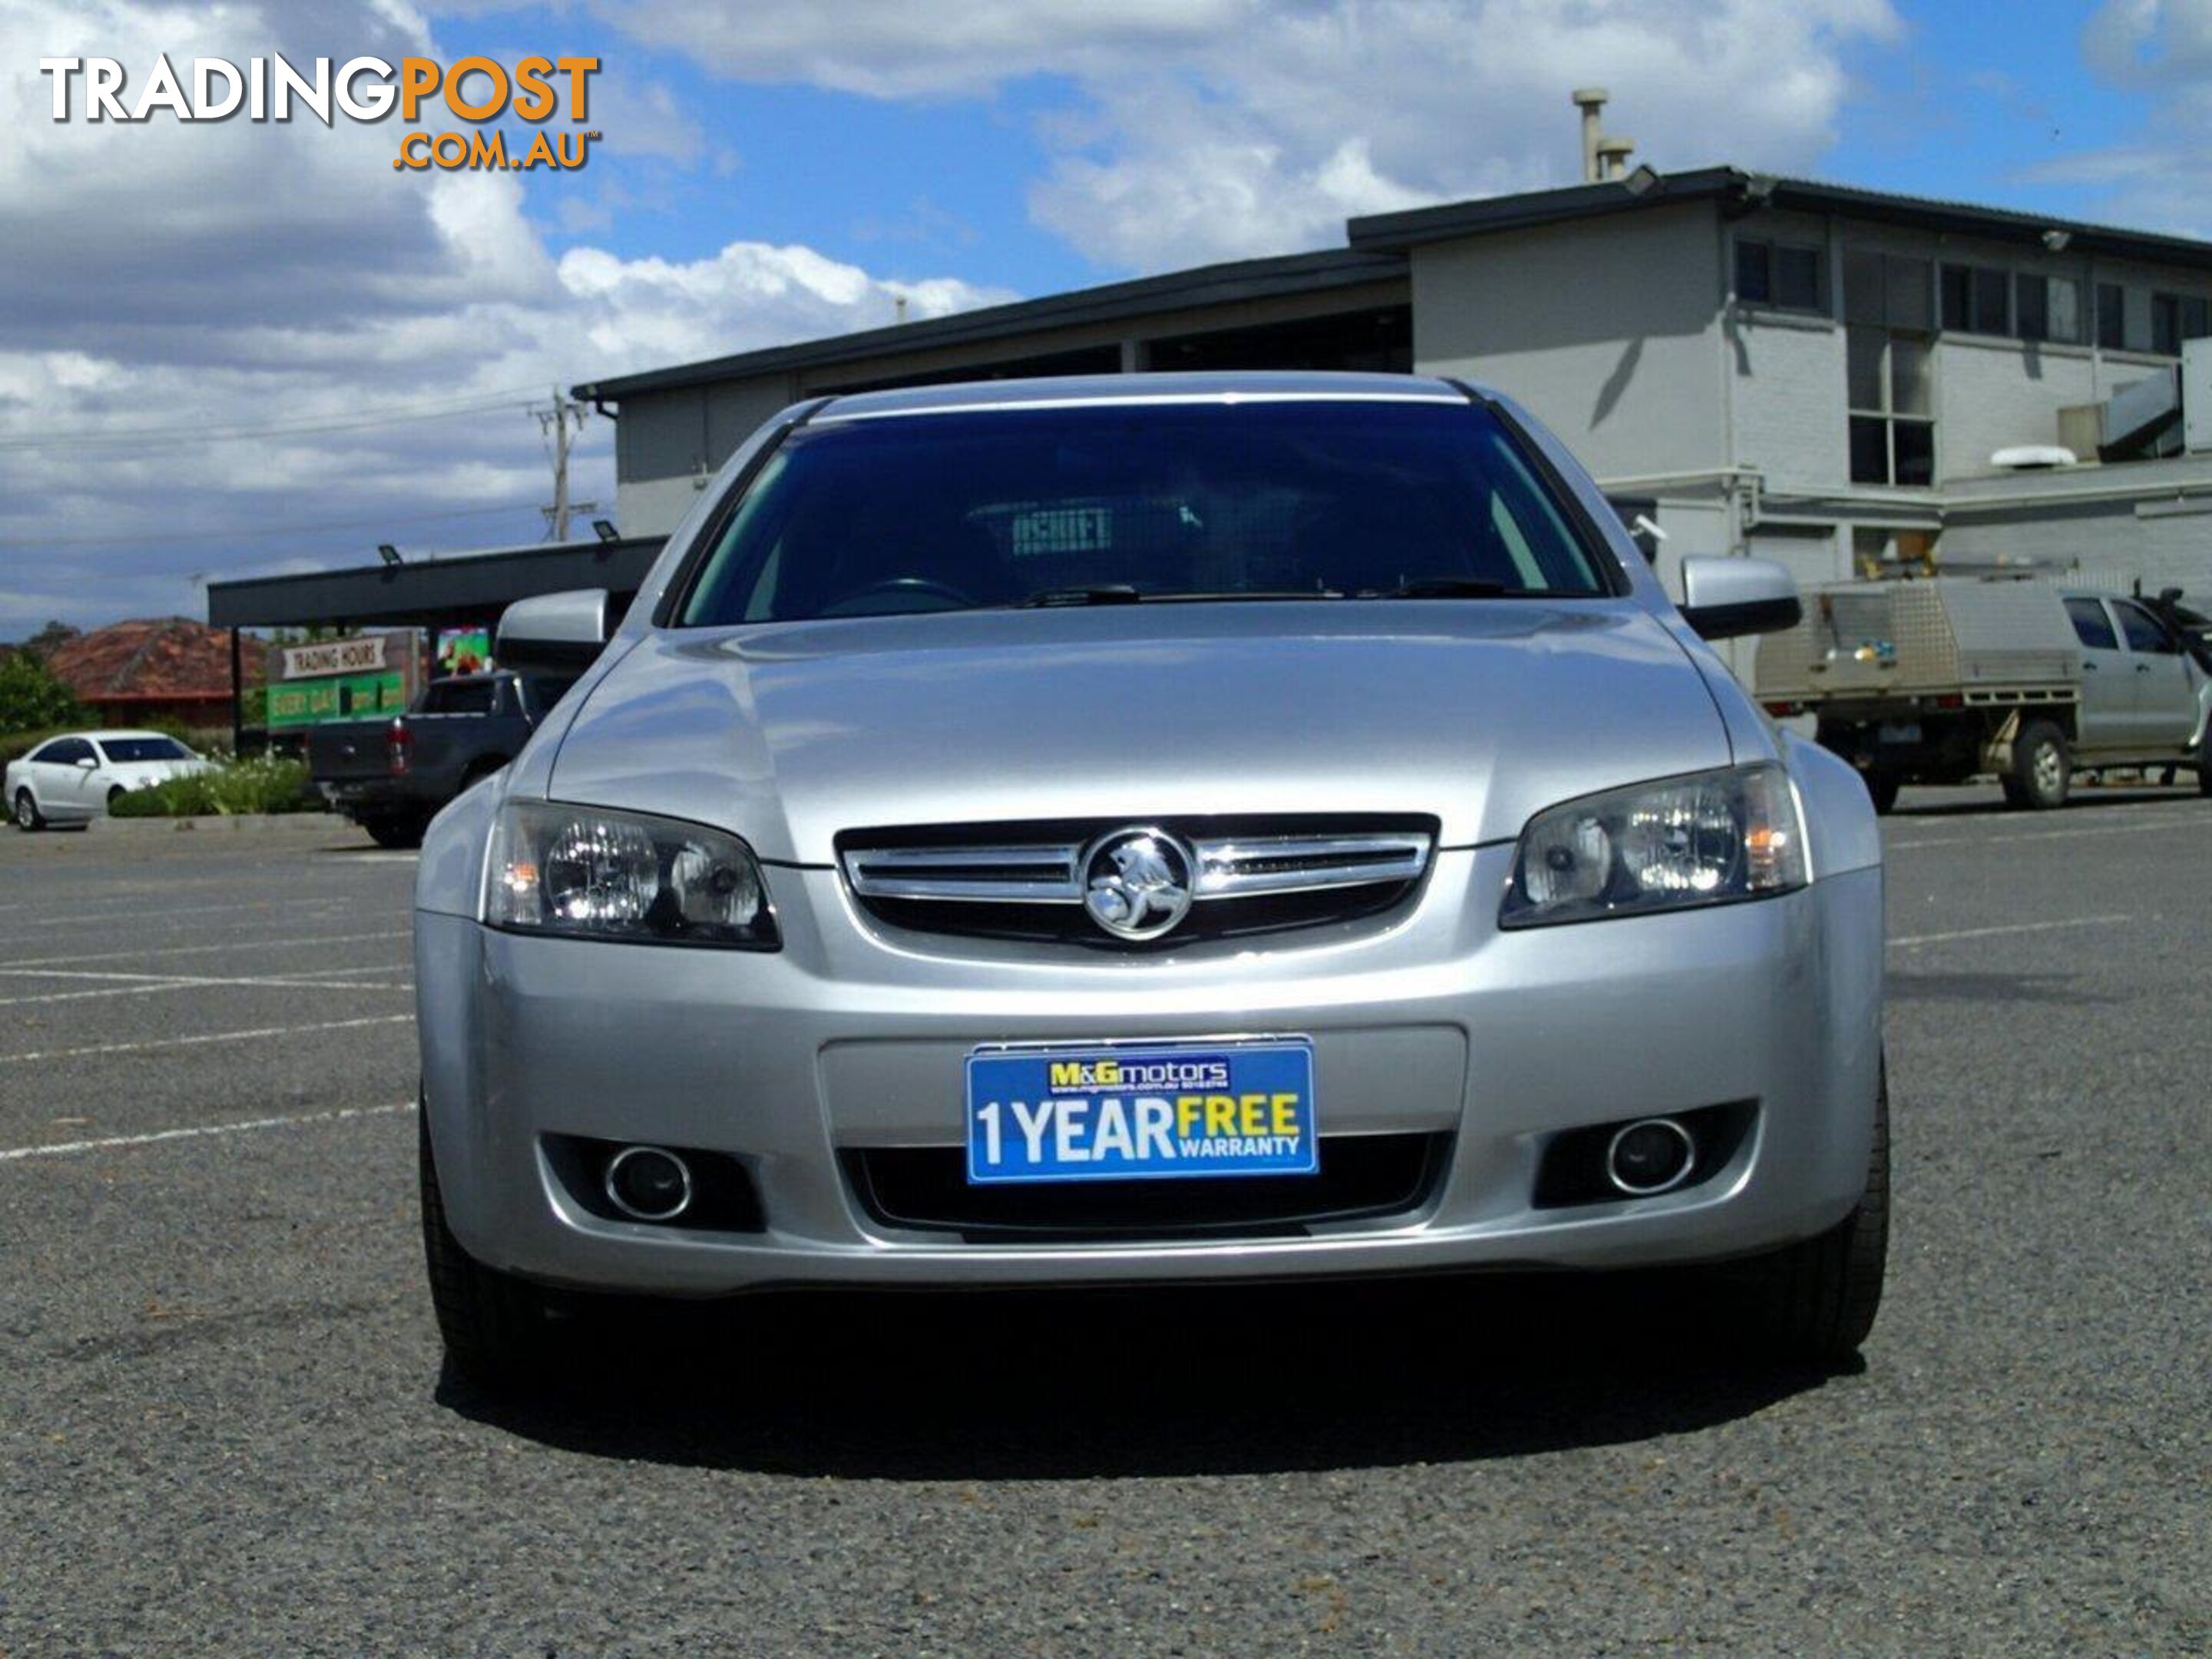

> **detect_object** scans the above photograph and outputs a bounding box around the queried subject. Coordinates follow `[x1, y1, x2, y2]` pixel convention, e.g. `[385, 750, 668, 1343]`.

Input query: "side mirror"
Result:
[497, 588, 610, 671]
[1679, 556, 1802, 641]
[76, 756, 98, 769]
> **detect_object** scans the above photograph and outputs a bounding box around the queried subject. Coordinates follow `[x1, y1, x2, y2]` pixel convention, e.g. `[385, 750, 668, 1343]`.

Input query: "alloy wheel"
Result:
[2033, 743, 2064, 796]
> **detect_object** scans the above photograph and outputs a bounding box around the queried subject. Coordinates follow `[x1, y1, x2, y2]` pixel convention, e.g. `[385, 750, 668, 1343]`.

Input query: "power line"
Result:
[0, 386, 553, 453]
[0, 498, 545, 551]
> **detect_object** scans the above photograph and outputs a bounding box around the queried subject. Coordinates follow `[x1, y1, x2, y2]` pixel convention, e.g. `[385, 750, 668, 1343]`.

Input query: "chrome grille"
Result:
[839, 818, 1435, 945]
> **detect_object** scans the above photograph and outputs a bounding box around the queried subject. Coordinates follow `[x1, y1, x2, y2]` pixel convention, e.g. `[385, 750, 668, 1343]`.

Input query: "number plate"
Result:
[965, 1039, 1318, 1184]
[1878, 720, 1922, 744]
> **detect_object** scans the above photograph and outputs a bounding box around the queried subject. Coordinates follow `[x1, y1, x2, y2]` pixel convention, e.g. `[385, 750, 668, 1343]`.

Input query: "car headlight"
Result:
[485, 800, 779, 949]
[1500, 763, 1807, 929]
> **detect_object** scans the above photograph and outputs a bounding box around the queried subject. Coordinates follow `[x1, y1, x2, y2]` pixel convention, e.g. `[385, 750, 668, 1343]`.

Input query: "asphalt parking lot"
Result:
[2, 794, 2207, 1657]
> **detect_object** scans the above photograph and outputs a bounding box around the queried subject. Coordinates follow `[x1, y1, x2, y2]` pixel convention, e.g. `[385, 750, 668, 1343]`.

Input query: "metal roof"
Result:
[571, 248, 1409, 402]
[1347, 166, 2212, 270]
[205, 536, 666, 630]
[571, 168, 2212, 415]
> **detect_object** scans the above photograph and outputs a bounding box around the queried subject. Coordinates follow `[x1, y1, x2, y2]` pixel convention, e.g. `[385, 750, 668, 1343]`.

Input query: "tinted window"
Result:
[97, 737, 192, 763]
[1940, 264, 1971, 331]
[2114, 601, 2175, 654]
[1774, 246, 1822, 310]
[679, 400, 1615, 625]
[2152, 294, 2181, 356]
[1848, 417, 1889, 485]
[2065, 598, 2118, 651]
[42, 738, 94, 765]
[1736, 240, 1820, 310]
[1972, 268, 2010, 335]
[2097, 283, 2126, 350]
[424, 680, 496, 715]
[1734, 240, 1771, 304]
[1891, 420, 1935, 487]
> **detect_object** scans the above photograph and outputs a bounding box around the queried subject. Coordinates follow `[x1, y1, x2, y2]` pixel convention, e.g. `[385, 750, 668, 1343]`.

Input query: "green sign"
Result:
[267, 671, 409, 729]
[263, 629, 419, 729]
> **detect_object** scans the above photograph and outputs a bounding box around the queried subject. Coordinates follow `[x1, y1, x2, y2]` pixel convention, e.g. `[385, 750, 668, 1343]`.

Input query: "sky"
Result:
[2, 0, 2207, 635]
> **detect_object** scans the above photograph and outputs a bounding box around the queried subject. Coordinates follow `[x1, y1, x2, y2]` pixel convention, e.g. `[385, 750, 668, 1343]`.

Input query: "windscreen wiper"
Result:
[1359, 576, 1518, 599]
[1011, 584, 1144, 608]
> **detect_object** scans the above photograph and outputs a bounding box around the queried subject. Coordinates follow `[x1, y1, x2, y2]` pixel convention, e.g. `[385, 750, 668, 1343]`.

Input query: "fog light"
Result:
[604, 1145, 693, 1221]
[1605, 1118, 1695, 1196]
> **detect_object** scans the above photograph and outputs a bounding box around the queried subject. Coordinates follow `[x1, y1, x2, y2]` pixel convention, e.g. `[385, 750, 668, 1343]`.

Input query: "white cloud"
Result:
[2039, 1, 2212, 233]
[598, 0, 1902, 270]
[590, 0, 1249, 98]
[0, 0, 1006, 631]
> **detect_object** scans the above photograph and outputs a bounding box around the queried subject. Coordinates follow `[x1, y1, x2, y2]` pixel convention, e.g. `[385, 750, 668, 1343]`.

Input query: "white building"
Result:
[576, 166, 2212, 634]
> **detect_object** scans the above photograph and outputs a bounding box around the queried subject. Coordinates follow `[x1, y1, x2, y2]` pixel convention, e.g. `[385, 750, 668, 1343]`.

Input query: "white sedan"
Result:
[5, 730, 212, 830]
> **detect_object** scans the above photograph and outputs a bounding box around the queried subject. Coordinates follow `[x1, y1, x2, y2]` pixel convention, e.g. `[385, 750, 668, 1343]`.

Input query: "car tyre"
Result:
[2009, 720, 2070, 810]
[1738, 1063, 1889, 1365]
[1862, 770, 1900, 815]
[419, 1106, 551, 1390]
[13, 788, 43, 831]
[365, 814, 426, 849]
[2198, 762, 2212, 798]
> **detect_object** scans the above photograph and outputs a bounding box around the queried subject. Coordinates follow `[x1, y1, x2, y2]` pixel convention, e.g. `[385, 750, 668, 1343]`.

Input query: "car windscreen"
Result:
[677, 399, 1617, 626]
[97, 737, 192, 763]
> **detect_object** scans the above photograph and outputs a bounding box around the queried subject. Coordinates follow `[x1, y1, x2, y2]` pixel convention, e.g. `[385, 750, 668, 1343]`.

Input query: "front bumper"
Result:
[416, 848, 1883, 1296]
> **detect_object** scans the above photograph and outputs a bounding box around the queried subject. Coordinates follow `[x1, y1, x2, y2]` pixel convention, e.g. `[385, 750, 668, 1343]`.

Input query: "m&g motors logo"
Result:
[38, 54, 601, 172]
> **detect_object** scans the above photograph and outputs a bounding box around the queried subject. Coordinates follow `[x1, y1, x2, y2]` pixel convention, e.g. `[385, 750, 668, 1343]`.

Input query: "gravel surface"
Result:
[1, 791, 2205, 1657]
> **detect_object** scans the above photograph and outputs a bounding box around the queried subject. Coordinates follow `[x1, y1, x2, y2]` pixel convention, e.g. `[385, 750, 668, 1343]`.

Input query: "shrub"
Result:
[108, 754, 320, 817]
[0, 651, 81, 732]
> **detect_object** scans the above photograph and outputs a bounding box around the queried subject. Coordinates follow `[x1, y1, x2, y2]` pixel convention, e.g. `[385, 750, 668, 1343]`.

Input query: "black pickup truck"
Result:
[307, 671, 571, 847]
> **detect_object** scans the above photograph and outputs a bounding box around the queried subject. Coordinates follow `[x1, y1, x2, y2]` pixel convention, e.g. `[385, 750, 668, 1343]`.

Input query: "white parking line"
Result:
[0, 1101, 416, 1163]
[0, 969, 411, 1005]
[1889, 817, 2204, 852]
[15, 904, 357, 932]
[1889, 914, 2132, 949]
[0, 1015, 412, 1065]
[4, 930, 409, 969]
[270, 962, 412, 981]
[0, 982, 203, 1008]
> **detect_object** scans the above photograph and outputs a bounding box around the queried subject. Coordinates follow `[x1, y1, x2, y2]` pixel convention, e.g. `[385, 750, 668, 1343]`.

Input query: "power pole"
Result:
[535, 386, 597, 541]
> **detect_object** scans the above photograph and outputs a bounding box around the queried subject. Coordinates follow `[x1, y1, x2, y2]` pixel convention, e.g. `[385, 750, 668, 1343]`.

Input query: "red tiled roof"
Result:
[45, 618, 261, 704]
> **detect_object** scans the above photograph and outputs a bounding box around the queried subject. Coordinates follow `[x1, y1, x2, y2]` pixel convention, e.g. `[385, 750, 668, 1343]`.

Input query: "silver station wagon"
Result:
[413, 373, 1889, 1384]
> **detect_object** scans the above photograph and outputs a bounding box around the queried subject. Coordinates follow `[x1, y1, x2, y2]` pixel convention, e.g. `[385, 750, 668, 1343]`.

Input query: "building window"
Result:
[2151, 292, 2210, 354]
[2097, 283, 2128, 349]
[1846, 250, 1932, 332]
[2011, 274, 2082, 343]
[1735, 238, 1823, 310]
[1942, 264, 2085, 343]
[2152, 294, 2179, 355]
[2050, 276, 2083, 343]
[1940, 263, 2014, 335]
[1847, 326, 1936, 487]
